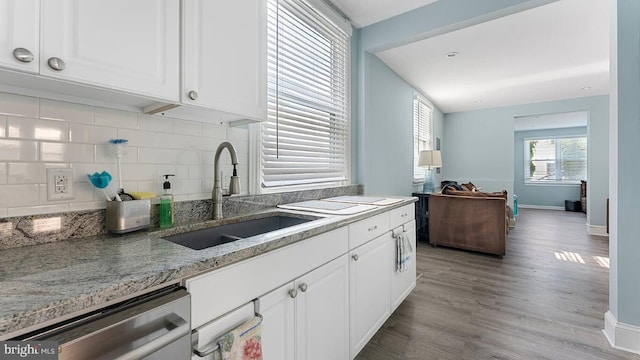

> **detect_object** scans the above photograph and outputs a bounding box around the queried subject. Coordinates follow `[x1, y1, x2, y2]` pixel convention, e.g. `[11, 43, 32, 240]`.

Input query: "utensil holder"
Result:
[106, 199, 151, 234]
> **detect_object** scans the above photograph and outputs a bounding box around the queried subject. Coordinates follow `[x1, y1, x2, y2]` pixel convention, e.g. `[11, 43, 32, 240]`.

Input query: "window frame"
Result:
[413, 95, 434, 183]
[523, 135, 587, 186]
[252, 0, 352, 194]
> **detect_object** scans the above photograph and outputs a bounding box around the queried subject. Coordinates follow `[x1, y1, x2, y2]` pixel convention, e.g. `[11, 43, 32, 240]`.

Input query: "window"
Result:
[525, 136, 587, 183]
[413, 96, 433, 181]
[260, 0, 351, 190]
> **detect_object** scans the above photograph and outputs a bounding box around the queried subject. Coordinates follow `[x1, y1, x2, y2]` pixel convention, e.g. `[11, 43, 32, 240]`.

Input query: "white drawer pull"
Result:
[401, 213, 408, 217]
[367, 225, 377, 232]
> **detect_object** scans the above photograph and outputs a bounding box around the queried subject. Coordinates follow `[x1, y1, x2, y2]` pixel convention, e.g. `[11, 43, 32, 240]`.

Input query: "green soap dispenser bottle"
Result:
[159, 174, 175, 229]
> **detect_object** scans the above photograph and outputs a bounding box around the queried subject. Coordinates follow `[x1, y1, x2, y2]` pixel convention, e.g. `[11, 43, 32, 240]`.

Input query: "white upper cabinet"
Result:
[40, 0, 179, 102]
[182, 0, 267, 121]
[0, 0, 39, 73]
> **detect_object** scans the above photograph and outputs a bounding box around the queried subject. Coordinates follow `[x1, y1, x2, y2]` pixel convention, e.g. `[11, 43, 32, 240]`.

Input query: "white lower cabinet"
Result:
[390, 219, 417, 311]
[185, 205, 417, 360]
[261, 254, 349, 360]
[348, 233, 392, 358]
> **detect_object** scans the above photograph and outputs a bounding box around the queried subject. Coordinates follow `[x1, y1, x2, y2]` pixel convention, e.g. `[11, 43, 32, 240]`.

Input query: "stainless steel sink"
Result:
[163, 215, 317, 250]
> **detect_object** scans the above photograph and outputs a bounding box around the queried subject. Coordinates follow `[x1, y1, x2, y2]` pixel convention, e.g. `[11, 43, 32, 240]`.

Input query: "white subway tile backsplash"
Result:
[172, 179, 201, 195]
[9, 163, 47, 184]
[0, 139, 38, 161]
[227, 127, 249, 140]
[175, 148, 202, 165]
[40, 99, 94, 124]
[7, 116, 68, 141]
[0, 95, 251, 217]
[0, 115, 6, 137]
[41, 143, 95, 163]
[120, 163, 156, 181]
[72, 182, 96, 202]
[173, 119, 203, 136]
[138, 114, 173, 133]
[0, 163, 6, 184]
[0, 93, 39, 118]
[95, 144, 138, 164]
[138, 148, 176, 164]
[156, 164, 189, 180]
[0, 184, 39, 207]
[95, 107, 138, 129]
[203, 123, 228, 139]
[188, 165, 201, 179]
[117, 128, 157, 148]
[69, 123, 117, 144]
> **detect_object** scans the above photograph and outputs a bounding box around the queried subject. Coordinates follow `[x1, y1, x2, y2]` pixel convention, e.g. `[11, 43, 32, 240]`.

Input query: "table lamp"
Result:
[418, 150, 442, 193]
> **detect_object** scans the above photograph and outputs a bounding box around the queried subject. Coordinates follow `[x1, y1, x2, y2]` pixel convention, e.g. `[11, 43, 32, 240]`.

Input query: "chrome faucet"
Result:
[213, 141, 240, 220]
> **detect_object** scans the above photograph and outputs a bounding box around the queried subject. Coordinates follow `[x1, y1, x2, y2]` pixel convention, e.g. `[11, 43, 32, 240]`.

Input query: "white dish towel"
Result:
[395, 230, 413, 272]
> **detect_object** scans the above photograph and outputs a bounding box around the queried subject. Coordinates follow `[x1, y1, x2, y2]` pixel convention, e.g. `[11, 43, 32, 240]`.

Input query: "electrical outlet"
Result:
[47, 168, 74, 200]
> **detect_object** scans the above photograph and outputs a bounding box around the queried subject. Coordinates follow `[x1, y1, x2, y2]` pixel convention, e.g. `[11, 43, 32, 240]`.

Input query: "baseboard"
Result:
[587, 224, 609, 237]
[518, 204, 564, 211]
[604, 311, 640, 355]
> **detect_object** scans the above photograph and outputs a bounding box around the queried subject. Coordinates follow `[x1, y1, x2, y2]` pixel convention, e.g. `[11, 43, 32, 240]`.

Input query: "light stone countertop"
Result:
[0, 198, 416, 339]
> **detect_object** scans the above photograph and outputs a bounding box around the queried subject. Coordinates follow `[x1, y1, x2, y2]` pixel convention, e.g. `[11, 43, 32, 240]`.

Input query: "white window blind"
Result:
[413, 96, 433, 181]
[525, 136, 587, 183]
[261, 0, 350, 189]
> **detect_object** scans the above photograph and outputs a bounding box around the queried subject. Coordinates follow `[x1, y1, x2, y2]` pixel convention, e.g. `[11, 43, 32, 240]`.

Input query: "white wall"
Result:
[0, 92, 249, 218]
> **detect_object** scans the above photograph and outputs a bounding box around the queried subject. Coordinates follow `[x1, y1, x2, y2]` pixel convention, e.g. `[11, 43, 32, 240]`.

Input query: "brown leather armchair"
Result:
[428, 193, 507, 256]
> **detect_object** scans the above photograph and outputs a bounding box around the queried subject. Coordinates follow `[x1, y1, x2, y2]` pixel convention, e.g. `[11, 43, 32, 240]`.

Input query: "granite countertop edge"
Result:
[0, 197, 417, 339]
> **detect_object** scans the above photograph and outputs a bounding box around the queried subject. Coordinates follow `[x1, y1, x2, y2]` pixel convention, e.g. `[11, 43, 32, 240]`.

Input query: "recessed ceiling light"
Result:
[580, 86, 591, 91]
[446, 52, 458, 58]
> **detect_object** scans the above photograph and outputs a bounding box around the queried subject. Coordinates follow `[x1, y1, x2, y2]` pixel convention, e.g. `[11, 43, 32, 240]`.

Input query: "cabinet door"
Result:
[182, 0, 267, 121]
[0, 0, 39, 73]
[349, 233, 392, 358]
[260, 282, 296, 360]
[41, 0, 179, 101]
[296, 254, 349, 360]
[390, 219, 417, 311]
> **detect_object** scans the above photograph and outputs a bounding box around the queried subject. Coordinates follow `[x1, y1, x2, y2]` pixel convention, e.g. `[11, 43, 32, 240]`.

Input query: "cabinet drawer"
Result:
[349, 212, 389, 249]
[389, 204, 415, 229]
[185, 227, 348, 328]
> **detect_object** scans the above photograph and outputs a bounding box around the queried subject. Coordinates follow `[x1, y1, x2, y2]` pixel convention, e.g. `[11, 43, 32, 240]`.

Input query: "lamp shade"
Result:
[418, 150, 442, 168]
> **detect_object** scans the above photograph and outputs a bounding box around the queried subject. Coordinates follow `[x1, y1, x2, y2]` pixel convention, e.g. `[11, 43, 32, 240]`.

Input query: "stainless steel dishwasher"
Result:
[18, 285, 191, 360]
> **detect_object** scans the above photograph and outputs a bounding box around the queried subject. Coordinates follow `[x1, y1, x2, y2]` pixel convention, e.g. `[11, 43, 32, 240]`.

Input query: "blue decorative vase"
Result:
[422, 169, 435, 193]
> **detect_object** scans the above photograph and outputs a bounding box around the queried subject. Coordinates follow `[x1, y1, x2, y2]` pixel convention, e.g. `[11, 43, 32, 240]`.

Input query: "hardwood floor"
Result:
[357, 209, 639, 360]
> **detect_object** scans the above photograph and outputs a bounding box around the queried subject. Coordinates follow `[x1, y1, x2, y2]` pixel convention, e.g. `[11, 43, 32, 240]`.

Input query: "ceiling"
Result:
[333, 0, 610, 114]
[329, 0, 438, 28]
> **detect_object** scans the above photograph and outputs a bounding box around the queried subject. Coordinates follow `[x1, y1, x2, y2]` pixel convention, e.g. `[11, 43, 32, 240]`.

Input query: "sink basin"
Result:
[163, 215, 317, 250]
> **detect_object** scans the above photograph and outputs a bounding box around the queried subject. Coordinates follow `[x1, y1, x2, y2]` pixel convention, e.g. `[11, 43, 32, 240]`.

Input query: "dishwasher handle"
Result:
[112, 313, 190, 360]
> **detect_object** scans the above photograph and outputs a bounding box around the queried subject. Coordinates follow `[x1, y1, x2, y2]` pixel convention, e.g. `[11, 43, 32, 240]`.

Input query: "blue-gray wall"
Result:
[442, 95, 608, 228]
[609, 0, 640, 333]
[354, 0, 548, 196]
[357, 53, 443, 196]
[514, 127, 586, 208]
